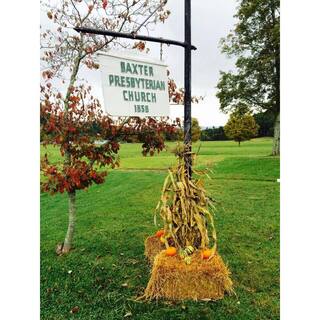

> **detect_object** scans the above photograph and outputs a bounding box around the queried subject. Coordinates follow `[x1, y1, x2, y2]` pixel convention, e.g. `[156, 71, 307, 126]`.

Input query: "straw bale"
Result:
[144, 235, 165, 263]
[143, 250, 233, 301]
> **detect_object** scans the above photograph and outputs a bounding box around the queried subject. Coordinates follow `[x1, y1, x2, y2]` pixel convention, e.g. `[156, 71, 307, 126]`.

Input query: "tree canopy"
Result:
[224, 110, 259, 146]
[216, 0, 280, 154]
[254, 111, 275, 137]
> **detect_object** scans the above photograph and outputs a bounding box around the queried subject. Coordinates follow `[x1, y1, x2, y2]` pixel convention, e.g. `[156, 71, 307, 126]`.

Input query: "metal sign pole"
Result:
[184, 0, 192, 179]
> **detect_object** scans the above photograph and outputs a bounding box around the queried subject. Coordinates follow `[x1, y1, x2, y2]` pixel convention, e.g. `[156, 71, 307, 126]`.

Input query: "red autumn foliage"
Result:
[40, 0, 176, 253]
[168, 78, 184, 105]
[133, 41, 146, 52]
[40, 84, 178, 195]
[102, 0, 108, 10]
[167, 70, 203, 105]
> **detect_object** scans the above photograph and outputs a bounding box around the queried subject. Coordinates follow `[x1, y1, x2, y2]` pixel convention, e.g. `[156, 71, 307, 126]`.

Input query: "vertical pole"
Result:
[184, 0, 192, 178]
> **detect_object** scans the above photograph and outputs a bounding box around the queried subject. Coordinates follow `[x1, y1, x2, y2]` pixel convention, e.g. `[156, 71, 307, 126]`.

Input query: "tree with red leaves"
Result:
[41, 84, 176, 254]
[40, 0, 177, 254]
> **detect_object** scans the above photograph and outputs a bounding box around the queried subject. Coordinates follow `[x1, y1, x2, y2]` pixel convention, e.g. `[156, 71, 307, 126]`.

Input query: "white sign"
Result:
[98, 52, 170, 117]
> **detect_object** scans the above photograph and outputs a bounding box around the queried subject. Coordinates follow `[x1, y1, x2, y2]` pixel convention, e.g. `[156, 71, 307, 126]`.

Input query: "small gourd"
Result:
[165, 247, 177, 257]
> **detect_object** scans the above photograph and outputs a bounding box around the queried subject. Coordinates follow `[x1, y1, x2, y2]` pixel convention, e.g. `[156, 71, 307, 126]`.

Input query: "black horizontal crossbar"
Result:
[74, 27, 197, 51]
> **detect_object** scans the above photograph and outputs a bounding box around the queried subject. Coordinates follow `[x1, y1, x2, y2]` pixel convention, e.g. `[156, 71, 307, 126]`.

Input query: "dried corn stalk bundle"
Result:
[154, 150, 217, 256]
[141, 147, 233, 301]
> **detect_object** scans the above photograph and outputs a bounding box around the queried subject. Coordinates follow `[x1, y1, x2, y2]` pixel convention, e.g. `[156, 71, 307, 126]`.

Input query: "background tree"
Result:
[254, 111, 275, 137]
[216, 0, 280, 155]
[224, 110, 259, 146]
[163, 118, 201, 142]
[164, 127, 182, 141]
[191, 118, 201, 142]
[200, 126, 228, 141]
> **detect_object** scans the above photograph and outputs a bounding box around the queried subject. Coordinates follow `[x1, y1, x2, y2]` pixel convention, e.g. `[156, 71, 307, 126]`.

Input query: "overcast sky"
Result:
[149, 0, 238, 127]
[42, 0, 238, 127]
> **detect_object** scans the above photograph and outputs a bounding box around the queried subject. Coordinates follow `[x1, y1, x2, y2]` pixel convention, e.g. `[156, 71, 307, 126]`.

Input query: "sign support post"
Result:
[184, 0, 192, 178]
[75, 0, 195, 179]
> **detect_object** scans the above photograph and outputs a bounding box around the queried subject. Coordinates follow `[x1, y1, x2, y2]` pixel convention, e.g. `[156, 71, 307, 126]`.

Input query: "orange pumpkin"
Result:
[155, 229, 165, 238]
[201, 249, 212, 260]
[165, 247, 177, 257]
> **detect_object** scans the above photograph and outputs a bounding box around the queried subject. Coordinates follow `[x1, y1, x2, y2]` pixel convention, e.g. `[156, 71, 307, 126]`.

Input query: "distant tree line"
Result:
[41, 112, 274, 144]
[253, 111, 275, 137]
[112, 112, 274, 144]
[200, 126, 227, 141]
[125, 118, 202, 143]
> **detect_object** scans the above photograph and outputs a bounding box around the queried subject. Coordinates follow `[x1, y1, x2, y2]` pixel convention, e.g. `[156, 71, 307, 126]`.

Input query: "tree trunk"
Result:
[272, 112, 280, 156]
[272, 5, 280, 157]
[62, 191, 76, 253]
[64, 55, 82, 109]
[238, 141, 241, 147]
[60, 55, 81, 254]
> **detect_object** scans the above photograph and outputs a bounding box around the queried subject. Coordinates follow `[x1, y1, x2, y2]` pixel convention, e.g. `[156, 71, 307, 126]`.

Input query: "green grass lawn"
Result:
[41, 138, 280, 320]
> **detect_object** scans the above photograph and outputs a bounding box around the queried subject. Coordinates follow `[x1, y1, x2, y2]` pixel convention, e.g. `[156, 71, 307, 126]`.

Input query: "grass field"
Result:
[41, 138, 280, 320]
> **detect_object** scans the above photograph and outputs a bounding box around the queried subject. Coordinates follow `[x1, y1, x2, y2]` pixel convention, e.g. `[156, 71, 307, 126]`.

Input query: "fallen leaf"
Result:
[124, 311, 132, 318]
[121, 283, 128, 288]
[70, 306, 80, 314]
[55, 243, 63, 255]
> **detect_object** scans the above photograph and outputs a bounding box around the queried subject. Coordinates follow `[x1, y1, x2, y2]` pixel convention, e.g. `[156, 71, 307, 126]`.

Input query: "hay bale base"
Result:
[144, 235, 165, 263]
[143, 250, 233, 301]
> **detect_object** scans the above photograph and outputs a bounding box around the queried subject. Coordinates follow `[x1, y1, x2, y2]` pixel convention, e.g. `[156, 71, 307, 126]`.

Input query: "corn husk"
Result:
[154, 150, 217, 255]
